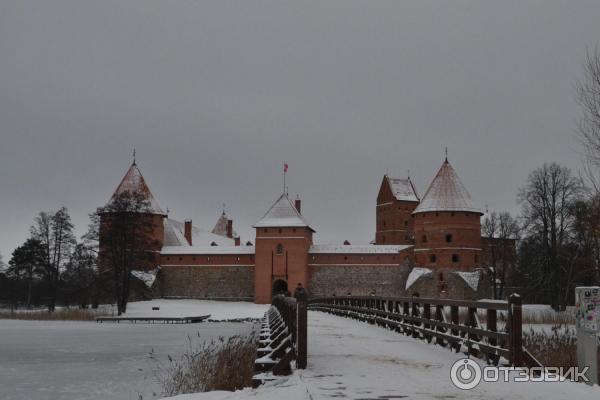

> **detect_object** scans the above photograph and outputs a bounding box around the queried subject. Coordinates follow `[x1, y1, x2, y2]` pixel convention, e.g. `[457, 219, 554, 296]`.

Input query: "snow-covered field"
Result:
[111, 299, 269, 321]
[0, 300, 267, 400]
[165, 312, 599, 400]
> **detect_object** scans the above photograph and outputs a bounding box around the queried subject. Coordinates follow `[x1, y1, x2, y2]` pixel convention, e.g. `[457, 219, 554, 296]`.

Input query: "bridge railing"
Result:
[309, 294, 540, 368]
[253, 295, 307, 386]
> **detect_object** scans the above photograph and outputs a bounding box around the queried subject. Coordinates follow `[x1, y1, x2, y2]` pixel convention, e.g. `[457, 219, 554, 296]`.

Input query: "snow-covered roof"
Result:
[452, 270, 480, 291]
[211, 212, 239, 238]
[405, 267, 433, 290]
[161, 245, 255, 255]
[387, 177, 419, 202]
[413, 159, 482, 214]
[163, 219, 235, 247]
[131, 269, 158, 288]
[108, 163, 164, 215]
[254, 193, 314, 231]
[309, 244, 412, 254]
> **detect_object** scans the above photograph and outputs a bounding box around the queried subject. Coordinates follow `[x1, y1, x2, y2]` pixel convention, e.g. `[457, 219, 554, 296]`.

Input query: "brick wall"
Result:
[308, 264, 411, 297]
[413, 211, 482, 269]
[158, 265, 254, 301]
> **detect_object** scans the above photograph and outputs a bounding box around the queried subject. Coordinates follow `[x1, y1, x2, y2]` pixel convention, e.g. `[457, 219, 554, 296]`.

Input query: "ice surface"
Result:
[0, 320, 256, 400]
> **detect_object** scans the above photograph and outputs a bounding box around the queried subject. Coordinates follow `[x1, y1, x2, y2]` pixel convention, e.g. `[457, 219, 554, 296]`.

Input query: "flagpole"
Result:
[283, 163, 286, 195]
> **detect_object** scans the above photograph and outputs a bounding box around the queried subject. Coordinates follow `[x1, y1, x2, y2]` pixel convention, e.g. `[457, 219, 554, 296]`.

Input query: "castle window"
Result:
[430, 254, 437, 263]
[383, 221, 386, 227]
[264, 228, 268, 233]
[404, 220, 408, 227]
[236, 257, 240, 262]
[207, 257, 210, 262]
[276, 243, 284, 254]
[475, 254, 479, 263]
[435, 212, 439, 216]
[439, 272, 444, 281]
[452, 254, 459, 263]
[179, 257, 183, 261]
[422, 235, 427, 243]
[344, 256, 348, 261]
[278, 228, 282, 234]
[451, 212, 455, 216]
[446, 234, 453, 243]
[293, 228, 296, 233]
[382, 236, 386, 243]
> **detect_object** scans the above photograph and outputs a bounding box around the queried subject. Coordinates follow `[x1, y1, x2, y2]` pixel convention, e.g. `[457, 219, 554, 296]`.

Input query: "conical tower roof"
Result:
[254, 193, 314, 231]
[413, 159, 481, 215]
[107, 163, 164, 215]
[212, 211, 239, 238]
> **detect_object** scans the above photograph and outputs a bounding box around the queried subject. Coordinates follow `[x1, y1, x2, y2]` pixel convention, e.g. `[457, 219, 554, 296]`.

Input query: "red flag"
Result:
[284, 163, 288, 172]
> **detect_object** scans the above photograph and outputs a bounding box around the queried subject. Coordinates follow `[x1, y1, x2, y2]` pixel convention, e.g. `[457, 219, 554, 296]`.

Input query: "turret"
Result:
[412, 159, 482, 270]
[375, 175, 419, 245]
[253, 193, 314, 303]
[99, 162, 166, 271]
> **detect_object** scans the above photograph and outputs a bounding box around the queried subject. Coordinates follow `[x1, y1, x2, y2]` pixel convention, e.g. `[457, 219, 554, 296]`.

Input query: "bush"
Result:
[158, 333, 258, 397]
[523, 324, 577, 368]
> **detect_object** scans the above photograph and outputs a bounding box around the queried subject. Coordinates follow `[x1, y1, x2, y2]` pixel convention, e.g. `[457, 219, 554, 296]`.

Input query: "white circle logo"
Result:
[450, 358, 482, 390]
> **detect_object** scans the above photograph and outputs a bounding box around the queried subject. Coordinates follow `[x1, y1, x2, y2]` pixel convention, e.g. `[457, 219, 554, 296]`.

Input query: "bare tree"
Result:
[30, 207, 76, 311]
[97, 192, 158, 315]
[63, 243, 98, 308]
[576, 46, 600, 192]
[518, 163, 583, 309]
[482, 212, 520, 299]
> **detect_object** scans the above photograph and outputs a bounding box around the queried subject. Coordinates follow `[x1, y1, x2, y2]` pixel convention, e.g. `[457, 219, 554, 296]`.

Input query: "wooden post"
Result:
[487, 309, 497, 346]
[450, 305, 459, 336]
[296, 298, 307, 369]
[508, 293, 522, 366]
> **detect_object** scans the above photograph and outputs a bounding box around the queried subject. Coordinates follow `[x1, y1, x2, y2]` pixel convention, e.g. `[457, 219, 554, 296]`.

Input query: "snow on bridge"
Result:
[166, 311, 599, 400]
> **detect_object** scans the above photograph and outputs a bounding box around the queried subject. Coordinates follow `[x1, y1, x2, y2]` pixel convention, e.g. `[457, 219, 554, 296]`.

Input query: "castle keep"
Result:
[99, 158, 491, 304]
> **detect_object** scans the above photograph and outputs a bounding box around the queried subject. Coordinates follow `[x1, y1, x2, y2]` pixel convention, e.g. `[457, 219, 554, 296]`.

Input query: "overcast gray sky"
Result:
[0, 0, 599, 258]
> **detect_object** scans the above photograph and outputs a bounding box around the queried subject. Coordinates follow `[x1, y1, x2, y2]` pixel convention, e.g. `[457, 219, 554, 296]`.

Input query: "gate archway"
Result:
[272, 279, 288, 296]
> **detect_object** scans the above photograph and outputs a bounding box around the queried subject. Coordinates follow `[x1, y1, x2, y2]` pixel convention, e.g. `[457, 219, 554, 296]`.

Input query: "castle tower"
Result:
[99, 162, 166, 271]
[412, 159, 482, 270]
[375, 175, 419, 245]
[253, 193, 314, 304]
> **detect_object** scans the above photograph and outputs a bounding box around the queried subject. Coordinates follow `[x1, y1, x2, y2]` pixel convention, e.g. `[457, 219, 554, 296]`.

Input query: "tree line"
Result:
[0, 191, 155, 314]
[484, 47, 600, 309]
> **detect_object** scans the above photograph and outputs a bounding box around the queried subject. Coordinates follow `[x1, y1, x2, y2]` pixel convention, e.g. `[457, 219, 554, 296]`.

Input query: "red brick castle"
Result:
[99, 157, 490, 304]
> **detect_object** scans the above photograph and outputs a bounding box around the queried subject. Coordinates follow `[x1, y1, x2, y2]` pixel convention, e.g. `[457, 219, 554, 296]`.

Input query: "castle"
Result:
[99, 157, 490, 304]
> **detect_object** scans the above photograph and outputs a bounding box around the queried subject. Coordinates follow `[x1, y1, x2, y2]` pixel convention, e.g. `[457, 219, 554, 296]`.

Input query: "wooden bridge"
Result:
[253, 293, 541, 386]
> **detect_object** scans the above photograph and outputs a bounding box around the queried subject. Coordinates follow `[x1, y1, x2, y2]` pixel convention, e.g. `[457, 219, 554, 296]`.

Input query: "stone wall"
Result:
[308, 264, 411, 298]
[158, 265, 254, 301]
[407, 267, 491, 300]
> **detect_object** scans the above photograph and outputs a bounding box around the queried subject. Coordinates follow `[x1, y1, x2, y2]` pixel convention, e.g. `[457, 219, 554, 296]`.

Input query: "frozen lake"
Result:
[0, 319, 257, 400]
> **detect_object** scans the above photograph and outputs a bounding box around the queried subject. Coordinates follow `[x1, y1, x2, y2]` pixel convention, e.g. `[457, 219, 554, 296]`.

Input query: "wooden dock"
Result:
[96, 315, 211, 324]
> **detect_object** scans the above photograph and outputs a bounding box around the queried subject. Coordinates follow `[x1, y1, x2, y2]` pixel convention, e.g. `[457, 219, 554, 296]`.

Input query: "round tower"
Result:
[412, 159, 482, 271]
[99, 162, 166, 271]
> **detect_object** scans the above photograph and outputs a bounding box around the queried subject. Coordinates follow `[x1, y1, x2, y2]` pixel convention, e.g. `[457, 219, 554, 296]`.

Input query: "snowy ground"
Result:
[165, 311, 600, 400]
[0, 299, 267, 400]
[111, 299, 268, 321]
